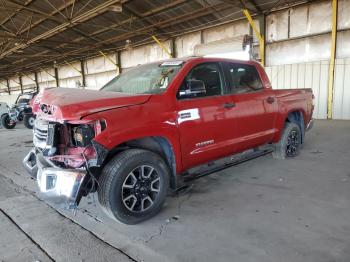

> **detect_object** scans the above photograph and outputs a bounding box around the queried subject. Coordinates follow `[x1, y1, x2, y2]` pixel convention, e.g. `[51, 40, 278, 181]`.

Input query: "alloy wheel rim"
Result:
[29, 117, 35, 126]
[286, 129, 299, 157]
[121, 165, 160, 212]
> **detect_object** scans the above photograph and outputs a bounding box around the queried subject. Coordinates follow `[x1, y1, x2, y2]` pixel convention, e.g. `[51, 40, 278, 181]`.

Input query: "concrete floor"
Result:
[0, 120, 349, 262]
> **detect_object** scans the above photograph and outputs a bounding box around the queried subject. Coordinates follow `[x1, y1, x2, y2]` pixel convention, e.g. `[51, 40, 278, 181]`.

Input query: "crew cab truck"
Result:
[23, 57, 314, 224]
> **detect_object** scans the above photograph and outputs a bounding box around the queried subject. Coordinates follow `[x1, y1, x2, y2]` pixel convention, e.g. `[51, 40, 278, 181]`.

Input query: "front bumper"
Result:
[23, 149, 86, 208]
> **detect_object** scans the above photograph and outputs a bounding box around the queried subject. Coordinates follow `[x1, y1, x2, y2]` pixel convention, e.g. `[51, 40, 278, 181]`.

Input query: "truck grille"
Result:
[33, 119, 53, 149]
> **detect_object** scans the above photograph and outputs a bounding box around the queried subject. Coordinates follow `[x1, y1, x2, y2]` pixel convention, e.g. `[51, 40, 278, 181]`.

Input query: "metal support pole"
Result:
[171, 38, 176, 58]
[116, 51, 122, 74]
[54, 67, 59, 87]
[19, 76, 23, 94]
[327, 0, 338, 119]
[152, 35, 172, 58]
[6, 79, 10, 95]
[34, 72, 39, 92]
[243, 9, 265, 66]
[80, 60, 86, 88]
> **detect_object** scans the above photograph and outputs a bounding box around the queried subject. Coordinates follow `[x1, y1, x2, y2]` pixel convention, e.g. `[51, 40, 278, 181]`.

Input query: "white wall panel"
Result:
[22, 74, 36, 91]
[59, 62, 81, 78]
[8, 77, 20, 93]
[84, 54, 118, 90]
[37, 69, 56, 90]
[265, 60, 329, 119]
[121, 41, 171, 69]
[308, 1, 332, 34]
[266, 34, 331, 65]
[0, 80, 8, 93]
[59, 77, 83, 88]
[202, 21, 249, 43]
[58, 62, 82, 88]
[175, 32, 201, 58]
[266, 10, 288, 42]
[338, 0, 350, 30]
[289, 6, 308, 38]
[289, 1, 331, 38]
[0, 94, 18, 105]
[85, 71, 116, 90]
[337, 30, 350, 58]
[333, 58, 350, 119]
[85, 54, 117, 75]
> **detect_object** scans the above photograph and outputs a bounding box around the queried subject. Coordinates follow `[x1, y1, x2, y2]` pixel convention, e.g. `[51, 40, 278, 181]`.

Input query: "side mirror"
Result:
[179, 79, 206, 97]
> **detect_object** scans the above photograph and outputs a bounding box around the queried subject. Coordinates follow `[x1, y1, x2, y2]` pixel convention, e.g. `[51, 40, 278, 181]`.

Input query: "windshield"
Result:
[101, 62, 182, 94]
[16, 93, 34, 104]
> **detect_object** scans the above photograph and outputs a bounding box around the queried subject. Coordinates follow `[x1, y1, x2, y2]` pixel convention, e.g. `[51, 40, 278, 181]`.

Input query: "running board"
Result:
[180, 148, 273, 183]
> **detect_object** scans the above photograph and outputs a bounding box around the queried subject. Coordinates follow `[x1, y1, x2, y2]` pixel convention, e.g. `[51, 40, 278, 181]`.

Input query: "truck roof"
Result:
[140, 56, 261, 67]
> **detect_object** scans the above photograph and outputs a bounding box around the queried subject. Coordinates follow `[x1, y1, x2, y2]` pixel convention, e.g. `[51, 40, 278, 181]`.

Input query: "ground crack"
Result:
[0, 208, 55, 262]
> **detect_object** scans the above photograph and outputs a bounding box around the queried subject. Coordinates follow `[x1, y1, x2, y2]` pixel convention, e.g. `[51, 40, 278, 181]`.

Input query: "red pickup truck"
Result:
[23, 57, 314, 224]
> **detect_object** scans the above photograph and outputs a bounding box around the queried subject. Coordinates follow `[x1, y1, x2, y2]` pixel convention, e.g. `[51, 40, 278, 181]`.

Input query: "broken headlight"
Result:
[72, 125, 95, 147]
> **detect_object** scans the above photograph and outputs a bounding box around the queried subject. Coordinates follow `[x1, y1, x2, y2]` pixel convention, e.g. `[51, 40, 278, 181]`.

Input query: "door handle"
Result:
[266, 97, 275, 104]
[223, 102, 236, 108]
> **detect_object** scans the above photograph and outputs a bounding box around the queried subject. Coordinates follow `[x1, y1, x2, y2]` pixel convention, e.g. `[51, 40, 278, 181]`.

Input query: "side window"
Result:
[227, 63, 263, 94]
[177, 63, 223, 99]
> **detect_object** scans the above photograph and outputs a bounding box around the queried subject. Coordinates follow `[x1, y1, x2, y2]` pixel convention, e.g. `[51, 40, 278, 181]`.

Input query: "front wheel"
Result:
[273, 122, 301, 160]
[98, 149, 170, 224]
[24, 114, 35, 129]
[1, 114, 16, 129]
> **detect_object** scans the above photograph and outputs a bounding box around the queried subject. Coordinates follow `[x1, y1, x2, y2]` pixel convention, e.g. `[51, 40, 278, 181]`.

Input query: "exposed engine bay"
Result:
[33, 118, 101, 168]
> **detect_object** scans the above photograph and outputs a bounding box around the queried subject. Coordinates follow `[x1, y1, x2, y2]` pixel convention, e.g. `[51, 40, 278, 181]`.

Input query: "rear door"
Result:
[223, 62, 278, 152]
[176, 62, 236, 170]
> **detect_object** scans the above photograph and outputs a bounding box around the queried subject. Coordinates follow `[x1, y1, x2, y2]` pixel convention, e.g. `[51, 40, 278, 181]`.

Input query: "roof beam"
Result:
[0, 0, 129, 59]
[3, 2, 230, 74]
[247, 0, 263, 13]
[0, 0, 34, 28]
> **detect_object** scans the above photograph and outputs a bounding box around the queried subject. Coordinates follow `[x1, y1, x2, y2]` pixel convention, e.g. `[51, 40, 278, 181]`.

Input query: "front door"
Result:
[176, 62, 235, 170]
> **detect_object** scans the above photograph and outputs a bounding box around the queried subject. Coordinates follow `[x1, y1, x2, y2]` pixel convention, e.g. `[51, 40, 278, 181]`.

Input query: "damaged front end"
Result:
[23, 118, 108, 208]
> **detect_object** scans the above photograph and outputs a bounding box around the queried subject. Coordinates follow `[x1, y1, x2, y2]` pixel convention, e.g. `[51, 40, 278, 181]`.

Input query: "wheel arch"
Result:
[105, 136, 179, 190]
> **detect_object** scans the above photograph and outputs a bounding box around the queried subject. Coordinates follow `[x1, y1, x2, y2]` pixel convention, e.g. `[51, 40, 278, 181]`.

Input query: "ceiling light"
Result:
[125, 39, 132, 51]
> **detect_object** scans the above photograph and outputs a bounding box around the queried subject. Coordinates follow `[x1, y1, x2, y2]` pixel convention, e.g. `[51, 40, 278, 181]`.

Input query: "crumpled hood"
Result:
[33, 87, 151, 122]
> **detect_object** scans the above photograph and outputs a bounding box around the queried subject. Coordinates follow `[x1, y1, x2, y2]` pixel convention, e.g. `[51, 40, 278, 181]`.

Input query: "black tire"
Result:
[24, 114, 35, 129]
[98, 149, 170, 225]
[17, 111, 24, 121]
[273, 122, 301, 160]
[1, 114, 16, 129]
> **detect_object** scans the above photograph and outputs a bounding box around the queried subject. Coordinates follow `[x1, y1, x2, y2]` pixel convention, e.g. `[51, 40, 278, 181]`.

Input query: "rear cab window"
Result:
[225, 63, 263, 94]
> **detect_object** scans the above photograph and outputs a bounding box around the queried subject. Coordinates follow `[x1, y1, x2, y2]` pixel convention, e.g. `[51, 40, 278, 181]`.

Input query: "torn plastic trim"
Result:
[91, 140, 109, 167]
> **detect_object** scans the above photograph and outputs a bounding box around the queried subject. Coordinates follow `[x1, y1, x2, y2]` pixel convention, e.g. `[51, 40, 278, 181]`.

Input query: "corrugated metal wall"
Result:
[333, 58, 350, 119]
[265, 0, 350, 119]
[265, 61, 329, 119]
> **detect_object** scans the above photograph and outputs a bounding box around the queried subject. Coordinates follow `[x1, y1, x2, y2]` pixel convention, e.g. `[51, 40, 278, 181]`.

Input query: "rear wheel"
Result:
[273, 122, 301, 160]
[1, 114, 16, 129]
[98, 149, 170, 224]
[24, 114, 35, 129]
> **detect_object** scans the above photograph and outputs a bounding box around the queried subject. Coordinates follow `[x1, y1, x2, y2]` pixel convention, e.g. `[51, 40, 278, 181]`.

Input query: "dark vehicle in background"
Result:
[1, 91, 37, 129]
